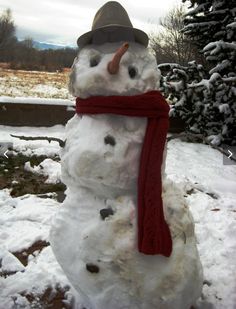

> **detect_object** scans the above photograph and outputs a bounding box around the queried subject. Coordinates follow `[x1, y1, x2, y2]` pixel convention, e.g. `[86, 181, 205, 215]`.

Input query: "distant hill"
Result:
[33, 41, 75, 50]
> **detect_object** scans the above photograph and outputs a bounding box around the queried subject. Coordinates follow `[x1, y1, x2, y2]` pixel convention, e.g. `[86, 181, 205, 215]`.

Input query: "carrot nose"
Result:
[107, 42, 129, 75]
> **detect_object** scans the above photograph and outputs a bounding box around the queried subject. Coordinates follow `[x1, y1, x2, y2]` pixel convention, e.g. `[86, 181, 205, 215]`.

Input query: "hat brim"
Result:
[77, 25, 149, 48]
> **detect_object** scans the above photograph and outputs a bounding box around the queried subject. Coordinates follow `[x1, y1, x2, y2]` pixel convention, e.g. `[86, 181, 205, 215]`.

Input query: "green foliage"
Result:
[182, 0, 235, 49]
[159, 61, 236, 145]
[160, 0, 236, 145]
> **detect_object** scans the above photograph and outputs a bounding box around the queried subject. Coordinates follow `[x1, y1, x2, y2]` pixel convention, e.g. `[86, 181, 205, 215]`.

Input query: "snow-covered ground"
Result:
[0, 125, 236, 309]
[166, 139, 236, 309]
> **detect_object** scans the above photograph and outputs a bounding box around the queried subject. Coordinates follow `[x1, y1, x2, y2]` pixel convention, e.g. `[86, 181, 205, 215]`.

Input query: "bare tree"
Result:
[149, 5, 201, 65]
[15, 37, 39, 69]
[21, 36, 34, 49]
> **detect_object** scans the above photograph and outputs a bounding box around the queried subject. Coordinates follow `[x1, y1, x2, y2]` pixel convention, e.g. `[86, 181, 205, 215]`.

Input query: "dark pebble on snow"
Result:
[100, 208, 114, 220]
[104, 135, 116, 146]
[86, 263, 100, 273]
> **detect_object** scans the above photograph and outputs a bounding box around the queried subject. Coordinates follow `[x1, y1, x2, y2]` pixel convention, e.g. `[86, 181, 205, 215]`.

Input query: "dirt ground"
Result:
[0, 154, 65, 198]
[0, 154, 70, 308]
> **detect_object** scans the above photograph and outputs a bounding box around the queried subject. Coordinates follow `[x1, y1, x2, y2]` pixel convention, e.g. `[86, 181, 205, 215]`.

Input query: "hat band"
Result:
[92, 27, 135, 45]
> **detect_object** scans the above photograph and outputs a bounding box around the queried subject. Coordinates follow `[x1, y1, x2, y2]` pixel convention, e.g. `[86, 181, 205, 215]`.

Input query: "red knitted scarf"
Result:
[76, 91, 172, 257]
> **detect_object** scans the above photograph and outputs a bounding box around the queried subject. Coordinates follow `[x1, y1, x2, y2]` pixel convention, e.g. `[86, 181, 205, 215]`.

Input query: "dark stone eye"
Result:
[128, 66, 137, 79]
[90, 56, 100, 67]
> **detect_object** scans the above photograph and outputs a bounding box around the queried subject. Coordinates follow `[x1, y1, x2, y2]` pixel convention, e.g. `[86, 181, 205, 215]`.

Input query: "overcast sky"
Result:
[0, 0, 183, 46]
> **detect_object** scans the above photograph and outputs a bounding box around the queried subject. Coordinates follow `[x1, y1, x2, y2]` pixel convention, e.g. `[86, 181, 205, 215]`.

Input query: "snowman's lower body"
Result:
[50, 179, 203, 309]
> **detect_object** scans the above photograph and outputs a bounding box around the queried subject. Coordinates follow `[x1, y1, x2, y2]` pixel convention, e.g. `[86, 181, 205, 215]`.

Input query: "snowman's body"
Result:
[50, 42, 203, 309]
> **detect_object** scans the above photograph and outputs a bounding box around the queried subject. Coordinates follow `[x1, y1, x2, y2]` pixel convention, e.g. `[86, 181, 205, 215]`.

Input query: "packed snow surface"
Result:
[0, 125, 236, 308]
[51, 114, 203, 309]
[0, 125, 64, 157]
[24, 158, 61, 184]
[69, 42, 160, 98]
[0, 96, 74, 106]
[51, 41, 204, 308]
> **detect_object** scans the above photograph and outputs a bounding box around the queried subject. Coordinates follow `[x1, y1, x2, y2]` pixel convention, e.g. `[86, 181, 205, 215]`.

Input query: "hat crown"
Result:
[77, 1, 149, 48]
[92, 1, 133, 30]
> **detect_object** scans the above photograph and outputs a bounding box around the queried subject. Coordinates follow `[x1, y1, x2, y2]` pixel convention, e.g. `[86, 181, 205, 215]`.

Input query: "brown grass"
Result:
[0, 68, 73, 99]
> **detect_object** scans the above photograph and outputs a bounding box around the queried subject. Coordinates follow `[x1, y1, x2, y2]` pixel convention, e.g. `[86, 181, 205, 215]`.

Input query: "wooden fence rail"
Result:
[0, 102, 185, 132]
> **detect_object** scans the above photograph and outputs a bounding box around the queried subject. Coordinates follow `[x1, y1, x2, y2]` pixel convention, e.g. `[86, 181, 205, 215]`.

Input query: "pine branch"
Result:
[11, 134, 65, 148]
[167, 132, 236, 163]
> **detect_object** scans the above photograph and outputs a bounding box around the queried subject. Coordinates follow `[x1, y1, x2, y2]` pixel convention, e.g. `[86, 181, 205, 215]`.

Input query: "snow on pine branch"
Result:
[203, 41, 236, 55]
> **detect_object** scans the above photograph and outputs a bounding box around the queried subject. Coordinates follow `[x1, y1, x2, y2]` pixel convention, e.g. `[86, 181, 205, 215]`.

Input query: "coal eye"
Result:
[128, 66, 137, 79]
[90, 56, 100, 67]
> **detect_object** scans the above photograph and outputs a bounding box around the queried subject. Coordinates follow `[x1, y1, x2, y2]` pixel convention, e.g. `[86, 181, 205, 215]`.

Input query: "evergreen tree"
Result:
[158, 61, 209, 133]
[182, 0, 235, 48]
[166, 0, 236, 145]
[0, 8, 17, 62]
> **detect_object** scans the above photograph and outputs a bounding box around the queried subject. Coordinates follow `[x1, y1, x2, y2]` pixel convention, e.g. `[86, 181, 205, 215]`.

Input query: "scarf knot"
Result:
[76, 91, 172, 257]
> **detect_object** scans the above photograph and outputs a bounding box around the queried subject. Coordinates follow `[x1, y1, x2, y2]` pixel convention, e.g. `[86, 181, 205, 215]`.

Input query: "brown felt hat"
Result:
[77, 1, 149, 48]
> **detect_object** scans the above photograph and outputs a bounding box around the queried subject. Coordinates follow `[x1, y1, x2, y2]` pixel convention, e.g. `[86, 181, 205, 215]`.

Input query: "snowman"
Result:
[50, 2, 203, 309]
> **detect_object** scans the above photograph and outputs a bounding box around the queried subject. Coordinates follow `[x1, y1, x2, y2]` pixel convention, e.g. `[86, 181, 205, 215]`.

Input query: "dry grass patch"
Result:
[0, 69, 73, 99]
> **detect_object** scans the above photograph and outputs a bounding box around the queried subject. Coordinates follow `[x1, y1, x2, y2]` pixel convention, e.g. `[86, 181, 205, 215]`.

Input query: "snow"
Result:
[52, 40, 204, 308]
[0, 189, 73, 308]
[0, 96, 74, 106]
[184, 21, 219, 34]
[0, 125, 65, 157]
[227, 21, 236, 29]
[1, 34, 236, 307]
[0, 248, 25, 274]
[0, 190, 57, 252]
[219, 103, 230, 114]
[24, 159, 61, 184]
[69, 42, 160, 98]
[32, 84, 68, 98]
[203, 41, 236, 55]
[166, 139, 236, 309]
[52, 114, 203, 309]
[50, 38, 234, 308]
[0, 69, 73, 100]
[0, 124, 236, 308]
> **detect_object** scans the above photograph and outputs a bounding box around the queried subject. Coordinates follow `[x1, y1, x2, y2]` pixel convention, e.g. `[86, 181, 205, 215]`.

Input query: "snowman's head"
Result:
[69, 42, 161, 98]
